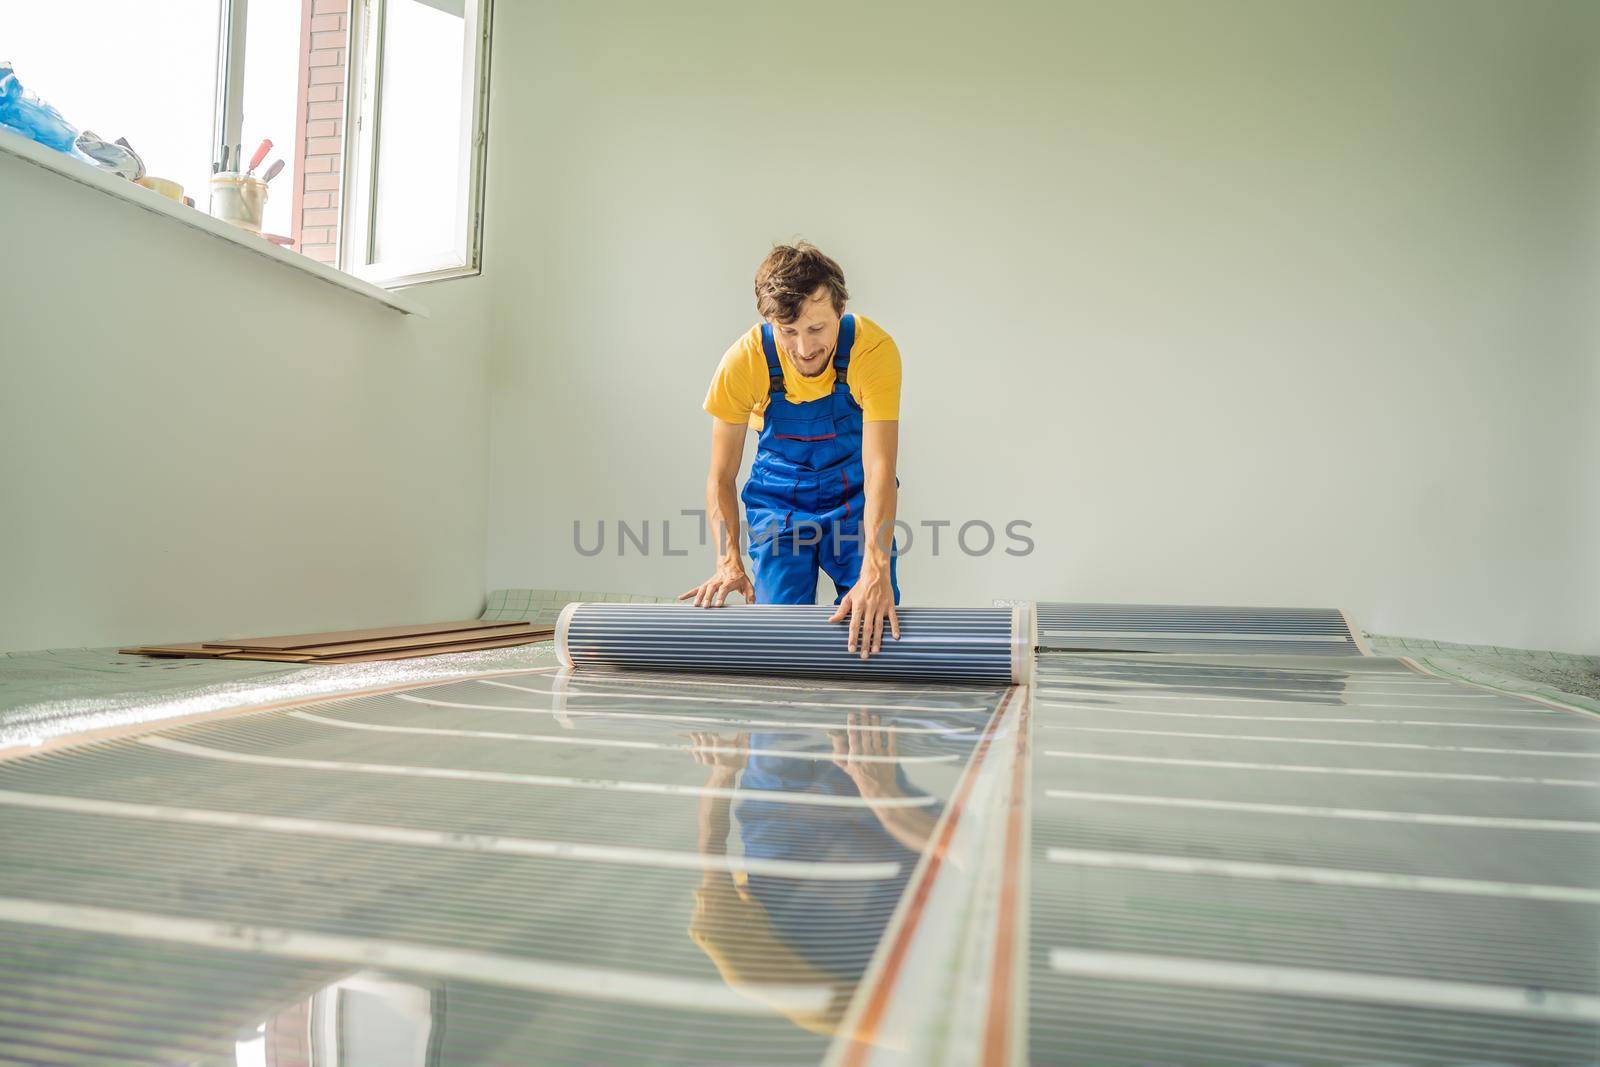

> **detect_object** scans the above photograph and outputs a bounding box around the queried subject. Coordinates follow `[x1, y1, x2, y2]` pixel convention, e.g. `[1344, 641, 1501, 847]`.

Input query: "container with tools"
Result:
[209, 171, 268, 232]
[209, 139, 277, 234]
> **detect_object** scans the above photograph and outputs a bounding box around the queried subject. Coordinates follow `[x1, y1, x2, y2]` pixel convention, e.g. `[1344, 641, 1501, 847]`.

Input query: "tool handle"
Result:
[247, 139, 273, 175]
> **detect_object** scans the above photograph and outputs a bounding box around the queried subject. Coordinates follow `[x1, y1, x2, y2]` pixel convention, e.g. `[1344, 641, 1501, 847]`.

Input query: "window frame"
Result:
[342, 0, 493, 289]
[211, 0, 492, 292]
[213, 0, 248, 181]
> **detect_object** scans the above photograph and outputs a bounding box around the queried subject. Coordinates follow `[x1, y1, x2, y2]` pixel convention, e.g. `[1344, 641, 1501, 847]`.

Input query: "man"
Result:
[680, 243, 901, 658]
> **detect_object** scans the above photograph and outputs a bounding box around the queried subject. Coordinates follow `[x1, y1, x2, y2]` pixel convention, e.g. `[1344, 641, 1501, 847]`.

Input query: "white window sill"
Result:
[0, 127, 427, 318]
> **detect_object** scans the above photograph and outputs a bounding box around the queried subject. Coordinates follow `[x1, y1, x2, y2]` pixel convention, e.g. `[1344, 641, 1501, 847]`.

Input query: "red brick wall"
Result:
[291, 0, 349, 263]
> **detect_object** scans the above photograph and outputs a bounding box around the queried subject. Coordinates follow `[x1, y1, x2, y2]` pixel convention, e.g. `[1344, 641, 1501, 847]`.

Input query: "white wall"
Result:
[483, 0, 1598, 652]
[4, 1, 1592, 655]
[0, 150, 492, 651]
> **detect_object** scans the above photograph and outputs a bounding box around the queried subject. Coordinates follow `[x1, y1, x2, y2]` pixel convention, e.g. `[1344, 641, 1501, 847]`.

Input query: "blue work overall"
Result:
[737, 740, 929, 980]
[740, 313, 901, 606]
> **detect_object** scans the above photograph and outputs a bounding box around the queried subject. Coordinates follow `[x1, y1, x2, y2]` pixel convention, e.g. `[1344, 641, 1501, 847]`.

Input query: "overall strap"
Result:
[832, 313, 857, 392]
[759, 324, 785, 396]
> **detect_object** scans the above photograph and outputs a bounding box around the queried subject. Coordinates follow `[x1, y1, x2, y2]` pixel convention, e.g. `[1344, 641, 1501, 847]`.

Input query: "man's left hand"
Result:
[828, 562, 899, 659]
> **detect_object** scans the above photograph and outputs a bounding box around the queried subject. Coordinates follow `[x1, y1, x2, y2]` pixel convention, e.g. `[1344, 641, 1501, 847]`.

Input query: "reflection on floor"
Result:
[1, 650, 1596, 1065]
[0, 669, 1016, 1065]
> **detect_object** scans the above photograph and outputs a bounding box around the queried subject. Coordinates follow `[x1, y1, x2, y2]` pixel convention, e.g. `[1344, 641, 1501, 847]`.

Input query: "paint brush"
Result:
[262, 159, 285, 183]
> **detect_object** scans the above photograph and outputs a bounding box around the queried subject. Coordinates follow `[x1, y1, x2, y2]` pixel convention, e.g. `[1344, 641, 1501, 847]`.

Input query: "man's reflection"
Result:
[688, 712, 940, 1035]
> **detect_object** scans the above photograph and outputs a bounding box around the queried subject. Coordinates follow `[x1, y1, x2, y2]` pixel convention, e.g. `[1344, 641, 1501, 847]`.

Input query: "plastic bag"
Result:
[0, 62, 91, 160]
[75, 130, 144, 179]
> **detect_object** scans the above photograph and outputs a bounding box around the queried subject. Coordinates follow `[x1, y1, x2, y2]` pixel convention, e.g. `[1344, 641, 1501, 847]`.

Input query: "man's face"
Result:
[770, 287, 842, 378]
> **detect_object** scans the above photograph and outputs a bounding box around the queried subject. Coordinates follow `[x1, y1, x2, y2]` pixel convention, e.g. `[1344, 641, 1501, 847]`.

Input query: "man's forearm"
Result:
[871, 801, 937, 852]
[707, 476, 744, 567]
[853, 775, 935, 850]
[697, 776, 736, 856]
[862, 468, 897, 571]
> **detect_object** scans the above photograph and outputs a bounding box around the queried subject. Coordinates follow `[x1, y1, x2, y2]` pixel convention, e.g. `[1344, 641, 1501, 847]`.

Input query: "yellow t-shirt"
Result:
[702, 313, 902, 431]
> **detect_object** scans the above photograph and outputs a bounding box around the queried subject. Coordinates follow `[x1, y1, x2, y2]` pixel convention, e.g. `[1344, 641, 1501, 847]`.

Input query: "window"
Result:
[217, 0, 493, 286]
[2, 2, 221, 207]
[216, 0, 353, 265]
[2, 0, 490, 291]
[345, 0, 491, 285]
[238, 0, 307, 247]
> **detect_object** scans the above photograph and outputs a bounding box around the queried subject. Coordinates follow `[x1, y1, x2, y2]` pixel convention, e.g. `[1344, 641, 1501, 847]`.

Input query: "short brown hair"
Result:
[754, 242, 849, 324]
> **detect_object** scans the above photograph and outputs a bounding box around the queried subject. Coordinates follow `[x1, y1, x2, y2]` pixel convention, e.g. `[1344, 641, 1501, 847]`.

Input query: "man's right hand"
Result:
[679, 563, 755, 607]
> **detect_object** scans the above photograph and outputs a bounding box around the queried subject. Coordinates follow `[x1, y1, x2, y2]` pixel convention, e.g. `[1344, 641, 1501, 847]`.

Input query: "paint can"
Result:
[209, 172, 268, 233]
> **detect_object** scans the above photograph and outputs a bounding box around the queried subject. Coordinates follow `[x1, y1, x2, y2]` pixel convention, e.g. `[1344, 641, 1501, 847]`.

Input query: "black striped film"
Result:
[1030, 602, 1366, 656]
[558, 603, 1032, 685]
